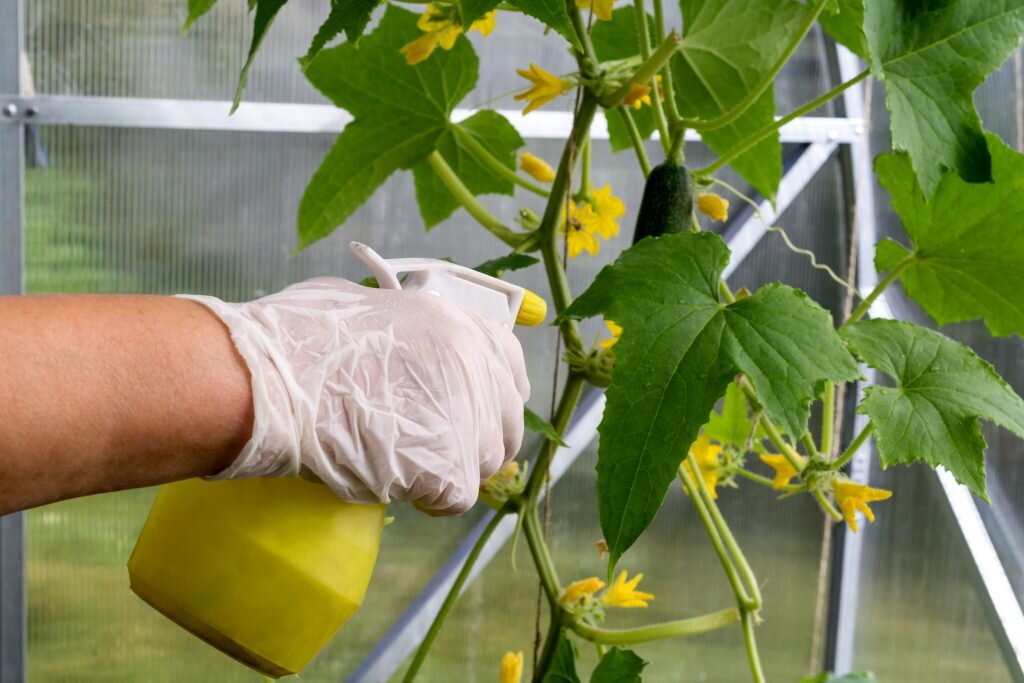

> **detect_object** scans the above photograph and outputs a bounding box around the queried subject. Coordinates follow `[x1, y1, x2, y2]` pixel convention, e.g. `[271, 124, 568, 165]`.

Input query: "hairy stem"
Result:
[633, 0, 671, 152]
[568, 3, 600, 66]
[532, 621, 564, 683]
[523, 505, 562, 605]
[402, 507, 511, 682]
[734, 467, 801, 492]
[454, 126, 550, 197]
[580, 135, 593, 196]
[821, 382, 836, 458]
[741, 609, 767, 683]
[570, 608, 740, 644]
[426, 151, 527, 247]
[697, 69, 869, 177]
[606, 32, 683, 108]
[650, 0, 681, 128]
[617, 107, 653, 176]
[680, 0, 832, 131]
[843, 255, 914, 328]
[833, 422, 874, 471]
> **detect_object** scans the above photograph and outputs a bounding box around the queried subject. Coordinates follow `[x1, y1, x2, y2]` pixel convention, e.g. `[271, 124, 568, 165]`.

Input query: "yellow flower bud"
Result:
[520, 152, 556, 183]
[500, 651, 524, 683]
[697, 193, 730, 221]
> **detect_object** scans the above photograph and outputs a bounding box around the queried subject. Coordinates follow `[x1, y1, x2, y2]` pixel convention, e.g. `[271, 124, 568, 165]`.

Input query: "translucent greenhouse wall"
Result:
[0, 0, 1020, 681]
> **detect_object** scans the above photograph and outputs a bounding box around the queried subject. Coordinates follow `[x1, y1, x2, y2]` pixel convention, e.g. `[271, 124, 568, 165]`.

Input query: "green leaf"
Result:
[818, 0, 866, 57]
[412, 110, 524, 228]
[704, 381, 751, 448]
[184, 0, 219, 31]
[592, 8, 656, 153]
[300, 0, 378, 66]
[564, 232, 858, 566]
[590, 648, 647, 683]
[843, 319, 1024, 500]
[508, 0, 582, 52]
[461, 0, 502, 27]
[232, 0, 290, 113]
[672, 0, 814, 200]
[542, 632, 581, 683]
[525, 406, 569, 447]
[473, 253, 540, 277]
[874, 134, 1024, 337]
[801, 673, 876, 683]
[298, 7, 478, 248]
[864, 0, 1024, 195]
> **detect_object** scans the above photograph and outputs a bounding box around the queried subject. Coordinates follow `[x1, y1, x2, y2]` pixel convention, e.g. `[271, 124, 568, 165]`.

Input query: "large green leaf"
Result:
[818, 0, 866, 57]
[591, 648, 647, 683]
[564, 232, 858, 566]
[542, 631, 581, 683]
[232, 0, 290, 112]
[184, 0, 220, 30]
[461, 0, 502, 26]
[299, 6, 478, 248]
[864, 0, 1024, 195]
[704, 381, 751, 449]
[300, 0, 379, 66]
[473, 252, 539, 277]
[592, 8, 656, 153]
[510, 0, 582, 51]
[672, 0, 814, 200]
[843, 319, 1024, 500]
[874, 134, 1024, 337]
[412, 110, 523, 228]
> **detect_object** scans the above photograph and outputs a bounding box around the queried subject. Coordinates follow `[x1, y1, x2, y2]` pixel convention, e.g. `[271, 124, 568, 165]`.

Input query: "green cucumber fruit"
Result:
[631, 161, 692, 244]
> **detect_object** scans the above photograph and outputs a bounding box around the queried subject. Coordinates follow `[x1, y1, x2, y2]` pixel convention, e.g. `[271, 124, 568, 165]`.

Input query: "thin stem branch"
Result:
[617, 107, 653, 176]
[605, 32, 683, 108]
[454, 127, 550, 197]
[833, 422, 874, 471]
[426, 151, 527, 247]
[802, 432, 821, 461]
[633, 0, 671, 152]
[580, 135, 593, 196]
[402, 507, 511, 682]
[650, 0, 681, 128]
[843, 256, 914, 329]
[821, 382, 836, 458]
[734, 467, 801, 492]
[697, 69, 869, 177]
[680, 0, 831, 131]
[525, 376, 586, 502]
[568, 3, 600, 66]
[741, 609, 767, 683]
[532, 621, 563, 683]
[570, 608, 740, 644]
[523, 506, 562, 605]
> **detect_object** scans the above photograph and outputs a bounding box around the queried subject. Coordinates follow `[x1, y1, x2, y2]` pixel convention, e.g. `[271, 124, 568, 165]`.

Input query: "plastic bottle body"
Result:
[128, 477, 386, 678]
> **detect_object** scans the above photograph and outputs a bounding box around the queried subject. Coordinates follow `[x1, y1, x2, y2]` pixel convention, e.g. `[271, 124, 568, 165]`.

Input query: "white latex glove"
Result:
[179, 277, 530, 515]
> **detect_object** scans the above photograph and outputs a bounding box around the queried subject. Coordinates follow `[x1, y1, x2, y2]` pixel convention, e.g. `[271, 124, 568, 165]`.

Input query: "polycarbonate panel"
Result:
[846, 54, 1024, 682]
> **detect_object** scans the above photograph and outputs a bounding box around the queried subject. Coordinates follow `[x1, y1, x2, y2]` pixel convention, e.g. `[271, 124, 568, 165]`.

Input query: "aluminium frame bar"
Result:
[347, 140, 841, 683]
[0, 0, 27, 681]
[0, 95, 865, 144]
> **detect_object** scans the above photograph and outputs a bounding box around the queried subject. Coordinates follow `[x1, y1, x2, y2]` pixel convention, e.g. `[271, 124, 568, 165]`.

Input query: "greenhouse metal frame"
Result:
[0, 0, 1022, 679]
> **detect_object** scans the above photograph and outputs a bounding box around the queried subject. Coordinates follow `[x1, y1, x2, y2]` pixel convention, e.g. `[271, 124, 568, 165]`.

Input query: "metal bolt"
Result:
[827, 129, 839, 141]
[24, 106, 38, 118]
[1, 103, 17, 118]
[854, 124, 865, 136]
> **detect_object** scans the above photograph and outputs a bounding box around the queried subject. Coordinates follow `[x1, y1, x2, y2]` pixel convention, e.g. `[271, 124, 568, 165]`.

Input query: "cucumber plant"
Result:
[186, 0, 1024, 680]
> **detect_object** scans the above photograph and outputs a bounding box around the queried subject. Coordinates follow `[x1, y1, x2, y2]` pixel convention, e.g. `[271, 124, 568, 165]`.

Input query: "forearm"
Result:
[0, 294, 253, 515]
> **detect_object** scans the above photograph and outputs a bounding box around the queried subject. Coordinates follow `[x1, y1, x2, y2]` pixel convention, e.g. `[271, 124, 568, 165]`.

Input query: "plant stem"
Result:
[526, 376, 586, 502]
[580, 135, 593, 196]
[568, 3, 600, 66]
[633, 0, 671, 153]
[606, 32, 683, 108]
[650, 0, 681, 127]
[802, 432, 820, 460]
[734, 467, 801, 492]
[679, 463, 753, 608]
[821, 382, 836, 458]
[833, 422, 874, 471]
[570, 608, 740, 644]
[426, 151, 527, 247]
[680, 0, 831, 132]
[741, 609, 767, 683]
[523, 505, 562, 605]
[617, 107, 653, 176]
[402, 507, 511, 682]
[688, 451, 762, 609]
[697, 69, 869, 177]
[533, 621, 563, 683]
[454, 127, 550, 197]
[842, 255, 914, 328]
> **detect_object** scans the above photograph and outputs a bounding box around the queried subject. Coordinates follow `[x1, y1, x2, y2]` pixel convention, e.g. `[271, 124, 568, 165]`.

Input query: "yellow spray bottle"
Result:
[127, 242, 546, 678]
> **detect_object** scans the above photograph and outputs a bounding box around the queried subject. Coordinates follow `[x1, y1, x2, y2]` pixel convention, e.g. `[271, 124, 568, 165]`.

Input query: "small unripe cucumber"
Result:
[631, 161, 693, 244]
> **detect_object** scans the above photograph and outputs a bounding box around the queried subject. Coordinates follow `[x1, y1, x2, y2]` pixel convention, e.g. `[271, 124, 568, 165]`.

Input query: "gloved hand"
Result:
[179, 277, 530, 515]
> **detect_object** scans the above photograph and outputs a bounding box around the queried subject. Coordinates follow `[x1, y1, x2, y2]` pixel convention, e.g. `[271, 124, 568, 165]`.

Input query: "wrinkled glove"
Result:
[179, 277, 530, 515]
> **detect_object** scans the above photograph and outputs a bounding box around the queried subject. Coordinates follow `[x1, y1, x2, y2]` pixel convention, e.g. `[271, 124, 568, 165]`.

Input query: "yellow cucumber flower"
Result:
[624, 82, 652, 109]
[602, 570, 653, 608]
[683, 435, 722, 498]
[469, 10, 497, 36]
[759, 453, 798, 489]
[500, 651, 524, 683]
[599, 320, 623, 350]
[562, 202, 600, 258]
[515, 64, 572, 114]
[400, 32, 440, 65]
[560, 576, 606, 605]
[519, 152, 556, 183]
[833, 480, 892, 533]
[416, 3, 452, 32]
[589, 184, 626, 239]
[575, 0, 614, 20]
[698, 193, 730, 221]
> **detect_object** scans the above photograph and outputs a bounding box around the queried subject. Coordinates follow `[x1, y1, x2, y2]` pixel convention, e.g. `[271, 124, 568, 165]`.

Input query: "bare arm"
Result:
[0, 295, 253, 515]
